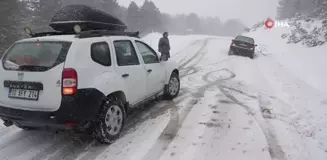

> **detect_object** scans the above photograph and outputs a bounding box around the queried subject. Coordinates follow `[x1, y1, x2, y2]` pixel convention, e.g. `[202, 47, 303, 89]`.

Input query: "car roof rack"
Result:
[30, 31, 74, 38]
[29, 30, 140, 39]
[76, 30, 140, 38]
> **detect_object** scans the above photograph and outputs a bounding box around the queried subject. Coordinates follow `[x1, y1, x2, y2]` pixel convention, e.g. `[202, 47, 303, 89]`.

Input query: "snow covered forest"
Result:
[0, 0, 247, 55]
[250, 0, 327, 47]
[0, 0, 326, 55]
[276, 0, 327, 20]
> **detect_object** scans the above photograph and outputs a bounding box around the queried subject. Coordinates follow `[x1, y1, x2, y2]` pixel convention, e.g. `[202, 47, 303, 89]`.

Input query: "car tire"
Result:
[93, 97, 126, 144]
[164, 72, 180, 100]
[15, 125, 38, 131]
[228, 49, 233, 55]
[250, 53, 254, 59]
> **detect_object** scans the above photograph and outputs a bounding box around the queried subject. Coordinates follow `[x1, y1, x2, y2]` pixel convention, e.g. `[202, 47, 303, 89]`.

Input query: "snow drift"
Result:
[244, 19, 327, 93]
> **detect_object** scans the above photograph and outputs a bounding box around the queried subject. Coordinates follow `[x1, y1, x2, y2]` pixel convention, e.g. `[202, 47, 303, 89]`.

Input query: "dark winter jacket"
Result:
[158, 37, 170, 55]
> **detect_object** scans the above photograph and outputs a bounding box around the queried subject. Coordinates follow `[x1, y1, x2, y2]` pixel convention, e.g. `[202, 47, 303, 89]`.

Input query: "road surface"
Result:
[0, 36, 326, 160]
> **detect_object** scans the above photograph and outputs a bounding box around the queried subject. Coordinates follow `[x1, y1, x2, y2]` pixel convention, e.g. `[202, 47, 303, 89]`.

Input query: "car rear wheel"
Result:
[249, 53, 254, 59]
[15, 124, 38, 131]
[164, 72, 180, 100]
[93, 97, 126, 144]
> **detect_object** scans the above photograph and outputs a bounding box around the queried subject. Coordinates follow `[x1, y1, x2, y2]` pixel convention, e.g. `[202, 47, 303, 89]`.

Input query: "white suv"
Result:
[0, 30, 180, 143]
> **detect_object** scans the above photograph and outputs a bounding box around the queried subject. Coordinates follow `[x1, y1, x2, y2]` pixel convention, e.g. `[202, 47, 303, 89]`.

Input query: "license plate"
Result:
[8, 88, 39, 100]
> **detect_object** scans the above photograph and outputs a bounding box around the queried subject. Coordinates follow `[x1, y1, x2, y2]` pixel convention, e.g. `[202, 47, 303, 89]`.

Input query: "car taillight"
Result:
[62, 68, 78, 95]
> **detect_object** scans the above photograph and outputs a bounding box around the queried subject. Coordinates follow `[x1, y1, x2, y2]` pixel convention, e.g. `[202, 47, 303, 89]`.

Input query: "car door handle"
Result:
[122, 74, 129, 78]
[147, 69, 152, 73]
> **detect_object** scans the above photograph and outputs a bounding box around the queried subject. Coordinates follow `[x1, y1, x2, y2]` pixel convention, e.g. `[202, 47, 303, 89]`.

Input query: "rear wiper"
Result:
[18, 65, 50, 71]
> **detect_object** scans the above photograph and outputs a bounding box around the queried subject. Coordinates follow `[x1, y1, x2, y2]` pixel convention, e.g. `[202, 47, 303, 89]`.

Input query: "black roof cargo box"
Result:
[50, 5, 127, 32]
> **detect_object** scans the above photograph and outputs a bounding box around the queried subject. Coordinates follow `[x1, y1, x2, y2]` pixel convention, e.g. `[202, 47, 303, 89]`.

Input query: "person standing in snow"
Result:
[158, 32, 170, 61]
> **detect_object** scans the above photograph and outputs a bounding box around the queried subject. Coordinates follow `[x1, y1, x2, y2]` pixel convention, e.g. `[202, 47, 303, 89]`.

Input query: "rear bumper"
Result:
[0, 88, 105, 129]
[230, 46, 254, 56]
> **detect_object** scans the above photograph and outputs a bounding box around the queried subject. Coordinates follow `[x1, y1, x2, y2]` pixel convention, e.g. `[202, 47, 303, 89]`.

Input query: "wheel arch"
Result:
[165, 68, 179, 84]
[172, 69, 179, 76]
[107, 91, 128, 112]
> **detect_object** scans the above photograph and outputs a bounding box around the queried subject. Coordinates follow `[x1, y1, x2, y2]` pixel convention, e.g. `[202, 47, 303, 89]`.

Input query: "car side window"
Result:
[91, 42, 111, 66]
[135, 41, 159, 64]
[114, 40, 140, 66]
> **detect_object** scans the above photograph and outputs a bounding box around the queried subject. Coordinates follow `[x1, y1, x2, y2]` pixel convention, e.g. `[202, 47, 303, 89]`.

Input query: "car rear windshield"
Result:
[2, 41, 72, 71]
[235, 36, 254, 44]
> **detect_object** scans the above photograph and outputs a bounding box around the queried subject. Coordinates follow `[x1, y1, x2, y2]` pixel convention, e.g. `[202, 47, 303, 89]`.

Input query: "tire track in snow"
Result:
[77, 89, 192, 160]
[28, 135, 72, 160]
[0, 100, 180, 160]
[199, 68, 286, 160]
[0, 130, 39, 151]
[179, 39, 210, 79]
[178, 40, 207, 69]
[3, 132, 64, 160]
[88, 97, 188, 160]
[47, 135, 94, 160]
[140, 39, 211, 160]
[177, 43, 287, 159]
[178, 38, 214, 71]
[171, 40, 202, 59]
[140, 99, 199, 160]
[256, 56, 327, 159]
[0, 127, 16, 139]
[140, 70, 235, 159]
[0, 130, 66, 160]
[75, 102, 172, 160]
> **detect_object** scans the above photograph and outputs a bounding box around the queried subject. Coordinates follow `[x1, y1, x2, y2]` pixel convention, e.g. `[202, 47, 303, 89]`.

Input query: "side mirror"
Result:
[254, 44, 258, 47]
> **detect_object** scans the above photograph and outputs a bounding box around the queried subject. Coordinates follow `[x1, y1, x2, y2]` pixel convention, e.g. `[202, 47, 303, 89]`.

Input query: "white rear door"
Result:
[111, 39, 147, 105]
[134, 40, 165, 96]
[0, 41, 72, 111]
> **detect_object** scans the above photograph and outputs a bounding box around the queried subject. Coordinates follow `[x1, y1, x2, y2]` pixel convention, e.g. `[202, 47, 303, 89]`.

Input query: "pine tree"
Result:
[277, 0, 296, 20]
[0, 0, 29, 54]
[26, 0, 63, 31]
[160, 13, 173, 33]
[311, 0, 327, 18]
[221, 19, 246, 37]
[139, 0, 161, 33]
[202, 17, 223, 35]
[186, 13, 201, 34]
[62, 0, 121, 17]
[126, 1, 140, 31]
[99, 0, 120, 16]
[170, 14, 187, 34]
[292, 0, 316, 15]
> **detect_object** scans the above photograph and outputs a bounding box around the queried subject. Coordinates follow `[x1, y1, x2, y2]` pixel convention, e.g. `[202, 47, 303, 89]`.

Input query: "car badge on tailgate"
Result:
[56, 80, 61, 87]
[17, 72, 24, 81]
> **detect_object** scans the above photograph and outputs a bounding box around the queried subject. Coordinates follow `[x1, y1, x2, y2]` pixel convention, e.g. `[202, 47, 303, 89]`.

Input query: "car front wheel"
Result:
[94, 97, 126, 144]
[228, 49, 234, 55]
[164, 72, 180, 100]
[249, 53, 254, 59]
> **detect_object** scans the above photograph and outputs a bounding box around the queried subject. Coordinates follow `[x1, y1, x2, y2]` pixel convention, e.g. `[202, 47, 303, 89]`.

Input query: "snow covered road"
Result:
[0, 35, 327, 160]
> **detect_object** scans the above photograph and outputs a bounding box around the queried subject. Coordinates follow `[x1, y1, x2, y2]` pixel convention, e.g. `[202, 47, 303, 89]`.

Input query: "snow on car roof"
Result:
[18, 35, 77, 42]
[17, 35, 140, 43]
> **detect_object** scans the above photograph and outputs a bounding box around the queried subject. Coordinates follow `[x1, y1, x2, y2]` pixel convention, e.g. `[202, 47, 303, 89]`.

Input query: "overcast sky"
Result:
[118, 0, 279, 27]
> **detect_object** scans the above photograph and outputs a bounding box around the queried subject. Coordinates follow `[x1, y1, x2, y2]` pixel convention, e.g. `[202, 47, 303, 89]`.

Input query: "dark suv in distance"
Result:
[228, 35, 257, 59]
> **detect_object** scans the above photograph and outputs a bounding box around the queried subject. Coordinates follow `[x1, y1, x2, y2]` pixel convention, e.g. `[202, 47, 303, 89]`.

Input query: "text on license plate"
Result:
[8, 89, 39, 100]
